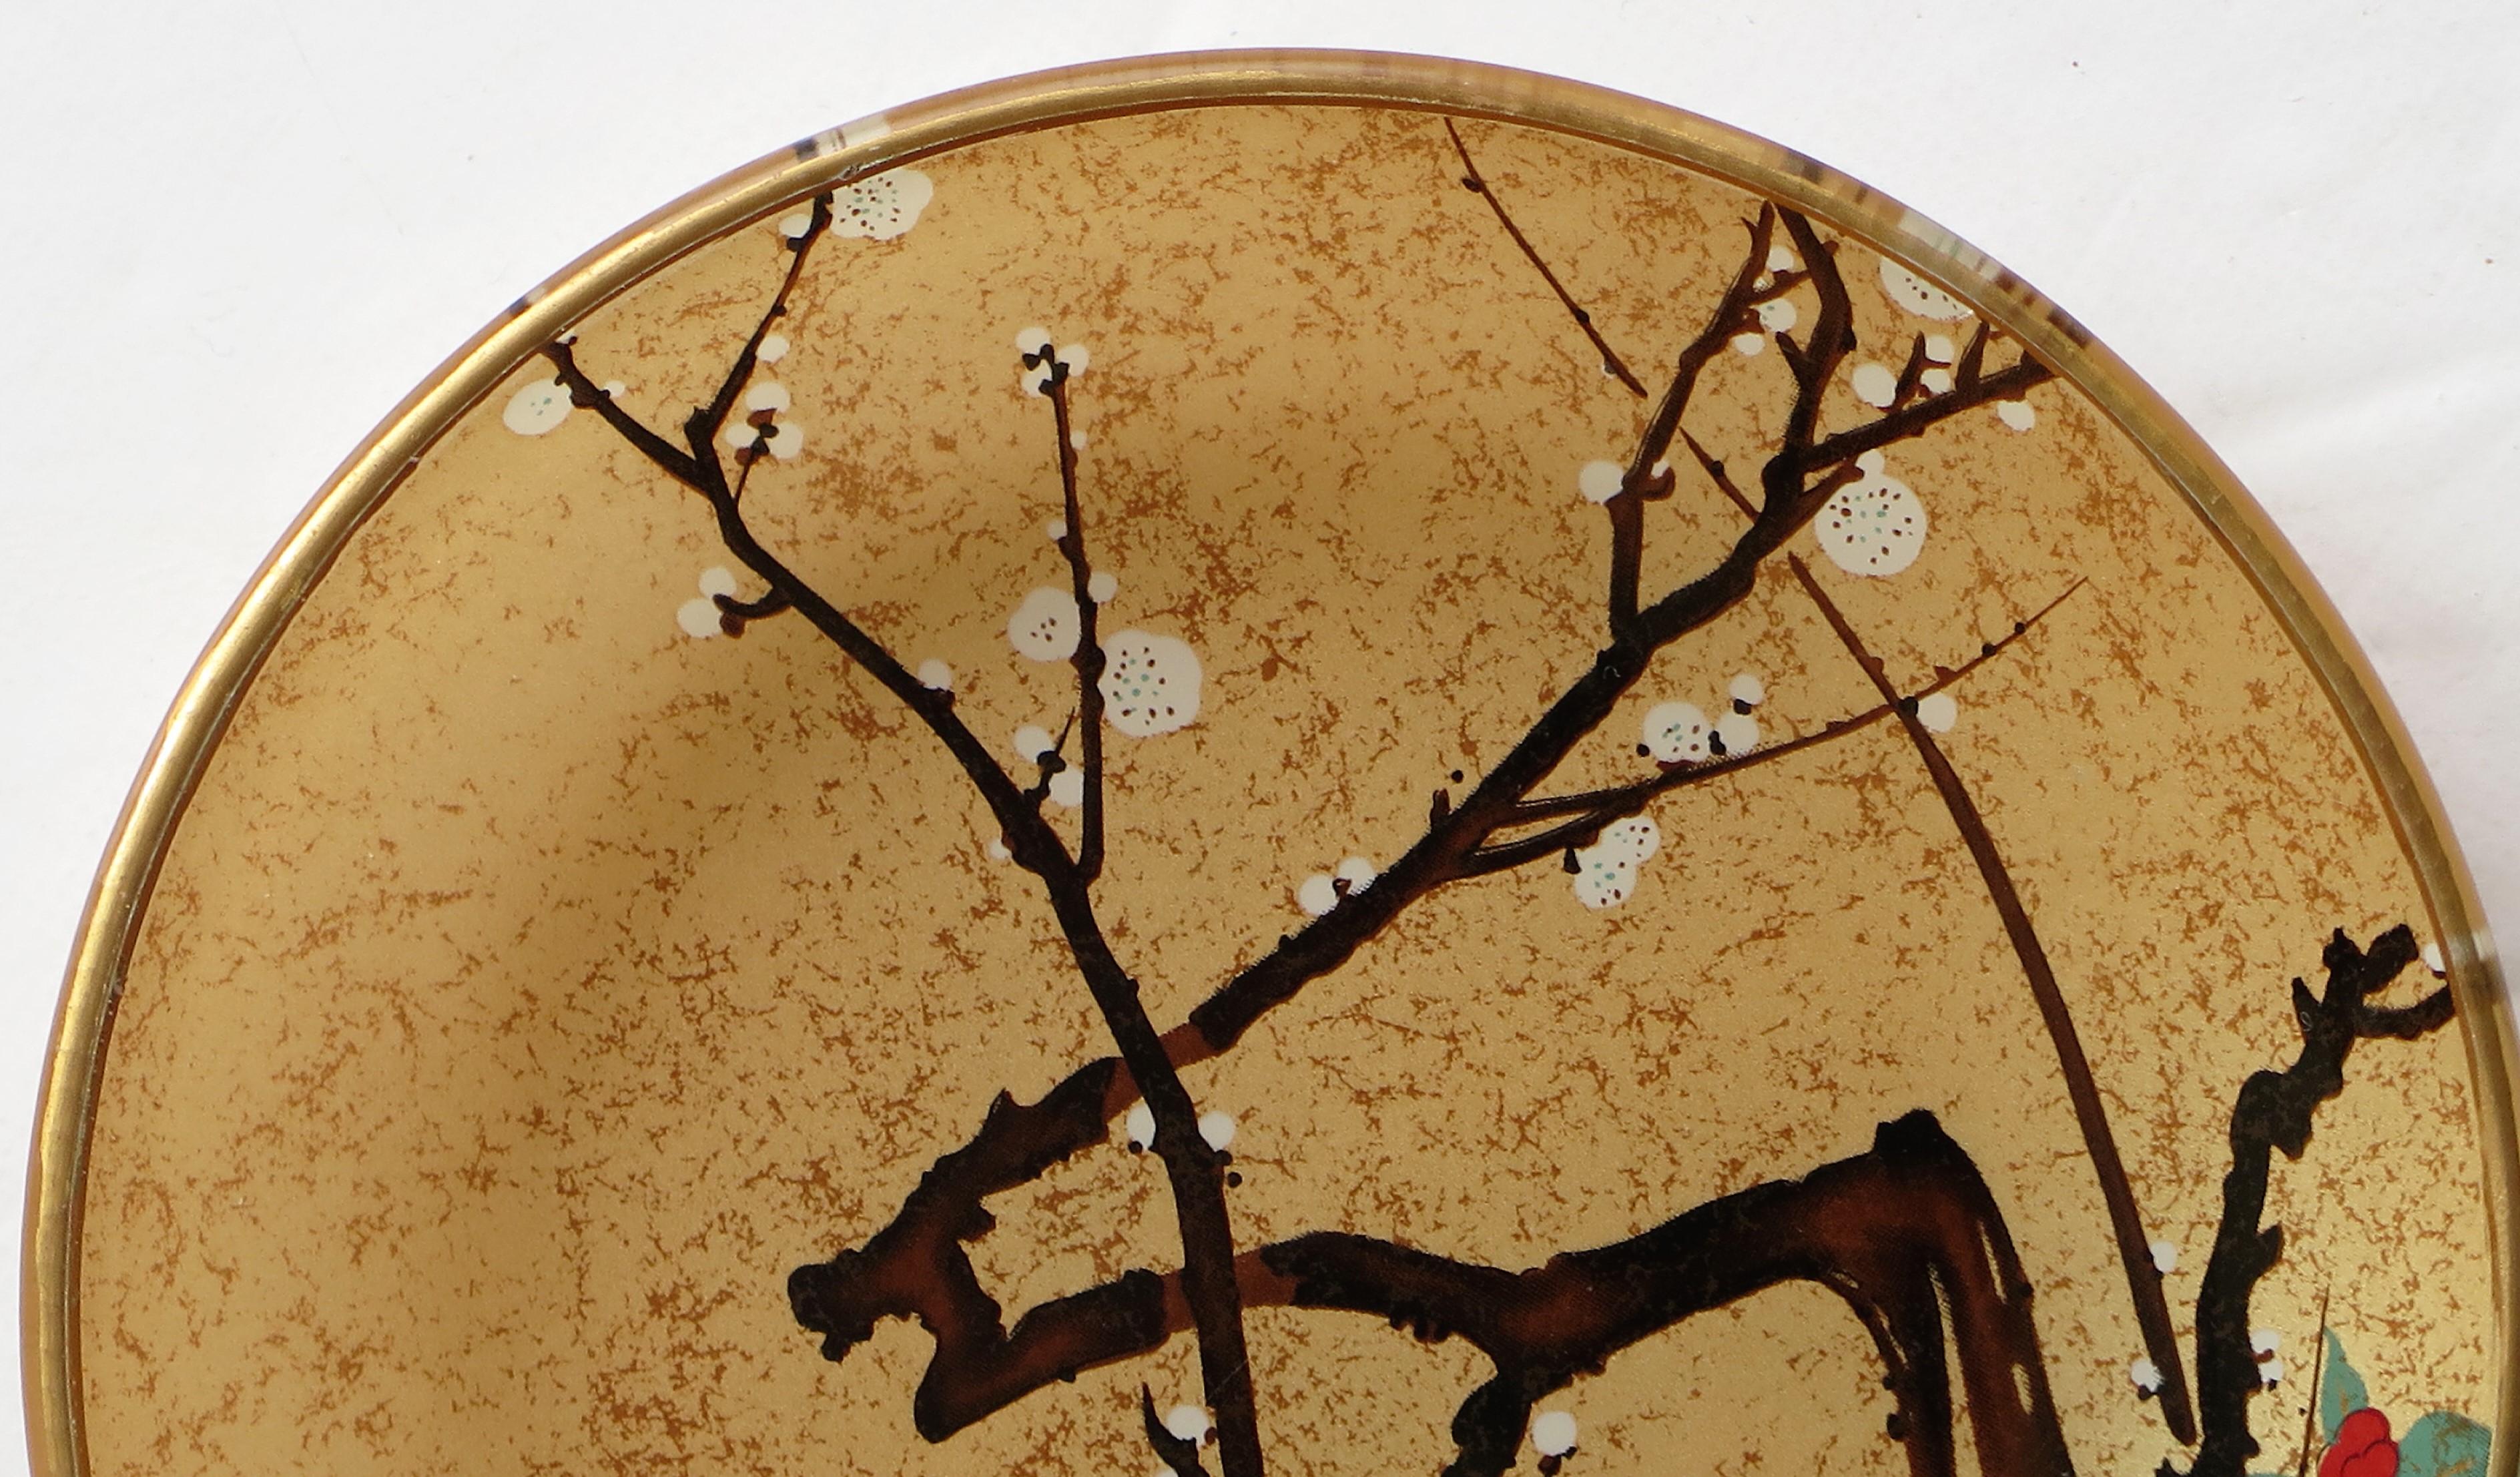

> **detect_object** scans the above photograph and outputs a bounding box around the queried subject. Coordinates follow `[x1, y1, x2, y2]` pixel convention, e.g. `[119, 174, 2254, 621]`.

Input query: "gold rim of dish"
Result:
[25, 48, 2513, 1477]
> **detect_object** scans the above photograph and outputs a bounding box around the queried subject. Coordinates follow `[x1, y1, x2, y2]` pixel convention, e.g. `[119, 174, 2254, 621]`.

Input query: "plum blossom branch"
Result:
[1022, 330, 1109, 880]
[542, 202, 1267, 1477]
[2168, 926, 2453, 1477]
[1462, 575, 2084, 875]
[1602, 204, 1775, 631]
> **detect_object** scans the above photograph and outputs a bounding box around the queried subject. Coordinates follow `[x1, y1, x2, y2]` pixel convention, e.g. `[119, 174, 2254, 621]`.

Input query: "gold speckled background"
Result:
[76, 104, 2493, 1477]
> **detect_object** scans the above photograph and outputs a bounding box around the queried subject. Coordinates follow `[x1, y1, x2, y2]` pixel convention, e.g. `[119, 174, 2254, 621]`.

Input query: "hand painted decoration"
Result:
[493, 132, 2475, 1477]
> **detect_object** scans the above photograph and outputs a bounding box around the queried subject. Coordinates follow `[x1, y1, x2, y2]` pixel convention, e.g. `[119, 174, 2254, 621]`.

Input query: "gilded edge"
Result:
[24, 47, 2516, 1477]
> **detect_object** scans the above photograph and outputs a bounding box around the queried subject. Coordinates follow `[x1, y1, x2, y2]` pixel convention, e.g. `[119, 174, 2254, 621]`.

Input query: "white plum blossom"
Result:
[1641, 701, 1711, 764]
[1047, 768, 1084, 808]
[1919, 366, 1955, 396]
[1766, 240, 1800, 274]
[1755, 297, 1798, 333]
[2424, 940, 2447, 975]
[1572, 854, 1635, 909]
[1578, 460, 1625, 504]
[984, 835, 1012, 862]
[1729, 332, 1765, 356]
[1879, 259, 1971, 320]
[1571, 857, 1634, 910]
[1016, 326, 1090, 396]
[749, 420, 806, 460]
[1646, 677, 1765, 766]
[757, 332, 790, 364]
[1530, 1410, 1579, 1458]
[676, 567, 742, 639]
[1850, 362, 1898, 409]
[1597, 817, 1659, 863]
[1198, 1111, 1236, 1151]
[829, 168, 934, 240]
[1296, 856, 1376, 917]
[503, 376, 573, 435]
[1087, 569, 1119, 603]
[1044, 518, 1067, 541]
[2130, 1356, 2163, 1394]
[1008, 587, 1080, 661]
[722, 380, 806, 461]
[1163, 1405, 1212, 1445]
[1099, 630, 1203, 736]
[1012, 723, 1055, 764]
[1925, 334, 1956, 364]
[2252, 1327, 2284, 1387]
[1572, 815, 1660, 910]
[1996, 399, 2037, 432]
[915, 659, 954, 691]
[2150, 1239, 2180, 1275]
[1815, 451, 1928, 577]
[1124, 1101, 1156, 1151]
[1915, 691, 1959, 734]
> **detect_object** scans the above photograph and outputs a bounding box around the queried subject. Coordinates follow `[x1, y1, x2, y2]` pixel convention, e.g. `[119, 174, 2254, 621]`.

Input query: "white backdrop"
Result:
[3, 3, 2515, 1470]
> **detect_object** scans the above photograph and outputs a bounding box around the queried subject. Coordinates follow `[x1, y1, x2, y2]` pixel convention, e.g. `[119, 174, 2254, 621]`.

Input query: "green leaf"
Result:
[2320, 1330, 2369, 1444]
[2399, 1412, 2491, 1477]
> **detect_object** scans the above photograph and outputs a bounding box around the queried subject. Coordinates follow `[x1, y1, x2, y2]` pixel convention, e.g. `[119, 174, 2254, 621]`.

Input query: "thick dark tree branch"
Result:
[2169, 926, 2453, 1477]
[1444, 118, 1647, 397]
[851, 1112, 2070, 1477]
[1788, 553, 2197, 1443]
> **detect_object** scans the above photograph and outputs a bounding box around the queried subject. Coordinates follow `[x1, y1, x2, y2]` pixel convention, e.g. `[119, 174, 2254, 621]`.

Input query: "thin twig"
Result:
[1444, 117, 1646, 396]
[2294, 1289, 2332, 1477]
[1040, 360, 1107, 880]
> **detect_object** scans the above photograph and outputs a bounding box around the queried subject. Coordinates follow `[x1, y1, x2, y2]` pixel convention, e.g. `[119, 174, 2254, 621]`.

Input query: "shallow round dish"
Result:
[28, 50, 2515, 1477]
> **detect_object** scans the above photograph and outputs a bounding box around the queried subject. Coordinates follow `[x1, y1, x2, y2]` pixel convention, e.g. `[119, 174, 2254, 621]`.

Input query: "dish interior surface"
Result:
[57, 70, 2505, 1477]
